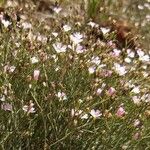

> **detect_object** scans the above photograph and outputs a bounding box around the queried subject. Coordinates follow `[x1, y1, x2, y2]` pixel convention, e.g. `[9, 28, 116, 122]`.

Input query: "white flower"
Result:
[88, 66, 95, 74]
[53, 42, 67, 53]
[37, 35, 47, 43]
[142, 65, 147, 69]
[134, 119, 140, 127]
[52, 32, 58, 37]
[70, 32, 83, 45]
[137, 49, 149, 62]
[81, 114, 88, 119]
[112, 49, 121, 57]
[128, 52, 135, 58]
[53, 7, 62, 14]
[96, 88, 102, 95]
[90, 109, 102, 118]
[23, 102, 35, 113]
[139, 54, 150, 62]
[124, 57, 131, 63]
[71, 109, 82, 117]
[1, 19, 11, 28]
[142, 71, 149, 77]
[87, 21, 98, 28]
[22, 22, 32, 29]
[56, 91, 67, 101]
[132, 96, 141, 105]
[0, 95, 5, 101]
[91, 56, 101, 65]
[23, 105, 35, 113]
[9, 66, 16, 73]
[63, 24, 71, 32]
[76, 44, 85, 54]
[137, 49, 144, 57]
[138, 5, 144, 10]
[100, 27, 110, 34]
[31, 56, 39, 64]
[144, 3, 150, 9]
[114, 63, 127, 76]
[132, 86, 140, 94]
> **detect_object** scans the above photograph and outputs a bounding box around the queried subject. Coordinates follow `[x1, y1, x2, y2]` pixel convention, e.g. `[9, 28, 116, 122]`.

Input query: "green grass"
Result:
[0, 0, 150, 149]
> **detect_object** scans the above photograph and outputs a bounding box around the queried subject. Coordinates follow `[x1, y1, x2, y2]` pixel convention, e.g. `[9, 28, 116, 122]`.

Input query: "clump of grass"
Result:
[0, 0, 150, 149]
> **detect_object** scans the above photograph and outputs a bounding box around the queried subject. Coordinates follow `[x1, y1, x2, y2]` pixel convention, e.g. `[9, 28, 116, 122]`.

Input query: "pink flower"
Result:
[1, 103, 12, 111]
[133, 132, 141, 140]
[107, 87, 116, 96]
[116, 106, 125, 117]
[133, 119, 140, 127]
[90, 109, 102, 118]
[33, 70, 40, 81]
[111, 49, 121, 57]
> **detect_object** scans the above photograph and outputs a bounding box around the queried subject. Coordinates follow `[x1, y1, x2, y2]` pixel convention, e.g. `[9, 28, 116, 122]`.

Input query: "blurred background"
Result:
[1, 0, 150, 49]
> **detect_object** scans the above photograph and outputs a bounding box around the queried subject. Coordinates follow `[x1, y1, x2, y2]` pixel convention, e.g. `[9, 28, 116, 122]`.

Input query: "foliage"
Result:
[0, 0, 150, 149]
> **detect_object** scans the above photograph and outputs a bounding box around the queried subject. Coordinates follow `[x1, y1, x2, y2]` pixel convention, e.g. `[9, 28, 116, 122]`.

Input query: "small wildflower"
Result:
[111, 49, 121, 57]
[52, 32, 58, 37]
[91, 56, 101, 65]
[75, 44, 85, 53]
[33, 70, 40, 81]
[116, 106, 125, 117]
[87, 21, 98, 28]
[107, 87, 116, 96]
[63, 24, 71, 32]
[131, 86, 140, 94]
[90, 109, 102, 118]
[138, 5, 144, 10]
[22, 22, 32, 29]
[53, 42, 67, 53]
[137, 49, 144, 57]
[114, 63, 127, 76]
[37, 35, 47, 43]
[100, 27, 110, 34]
[0, 95, 5, 101]
[133, 132, 141, 140]
[70, 32, 83, 45]
[81, 114, 88, 119]
[124, 57, 131, 63]
[142, 71, 149, 77]
[56, 91, 67, 101]
[139, 54, 150, 62]
[71, 109, 82, 117]
[31, 56, 39, 64]
[53, 7, 62, 14]
[88, 66, 95, 74]
[1, 19, 11, 28]
[127, 50, 135, 58]
[132, 96, 141, 105]
[107, 41, 117, 48]
[1, 103, 12, 111]
[133, 119, 141, 127]
[96, 88, 102, 95]
[23, 102, 35, 113]
[9, 66, 16, 73]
